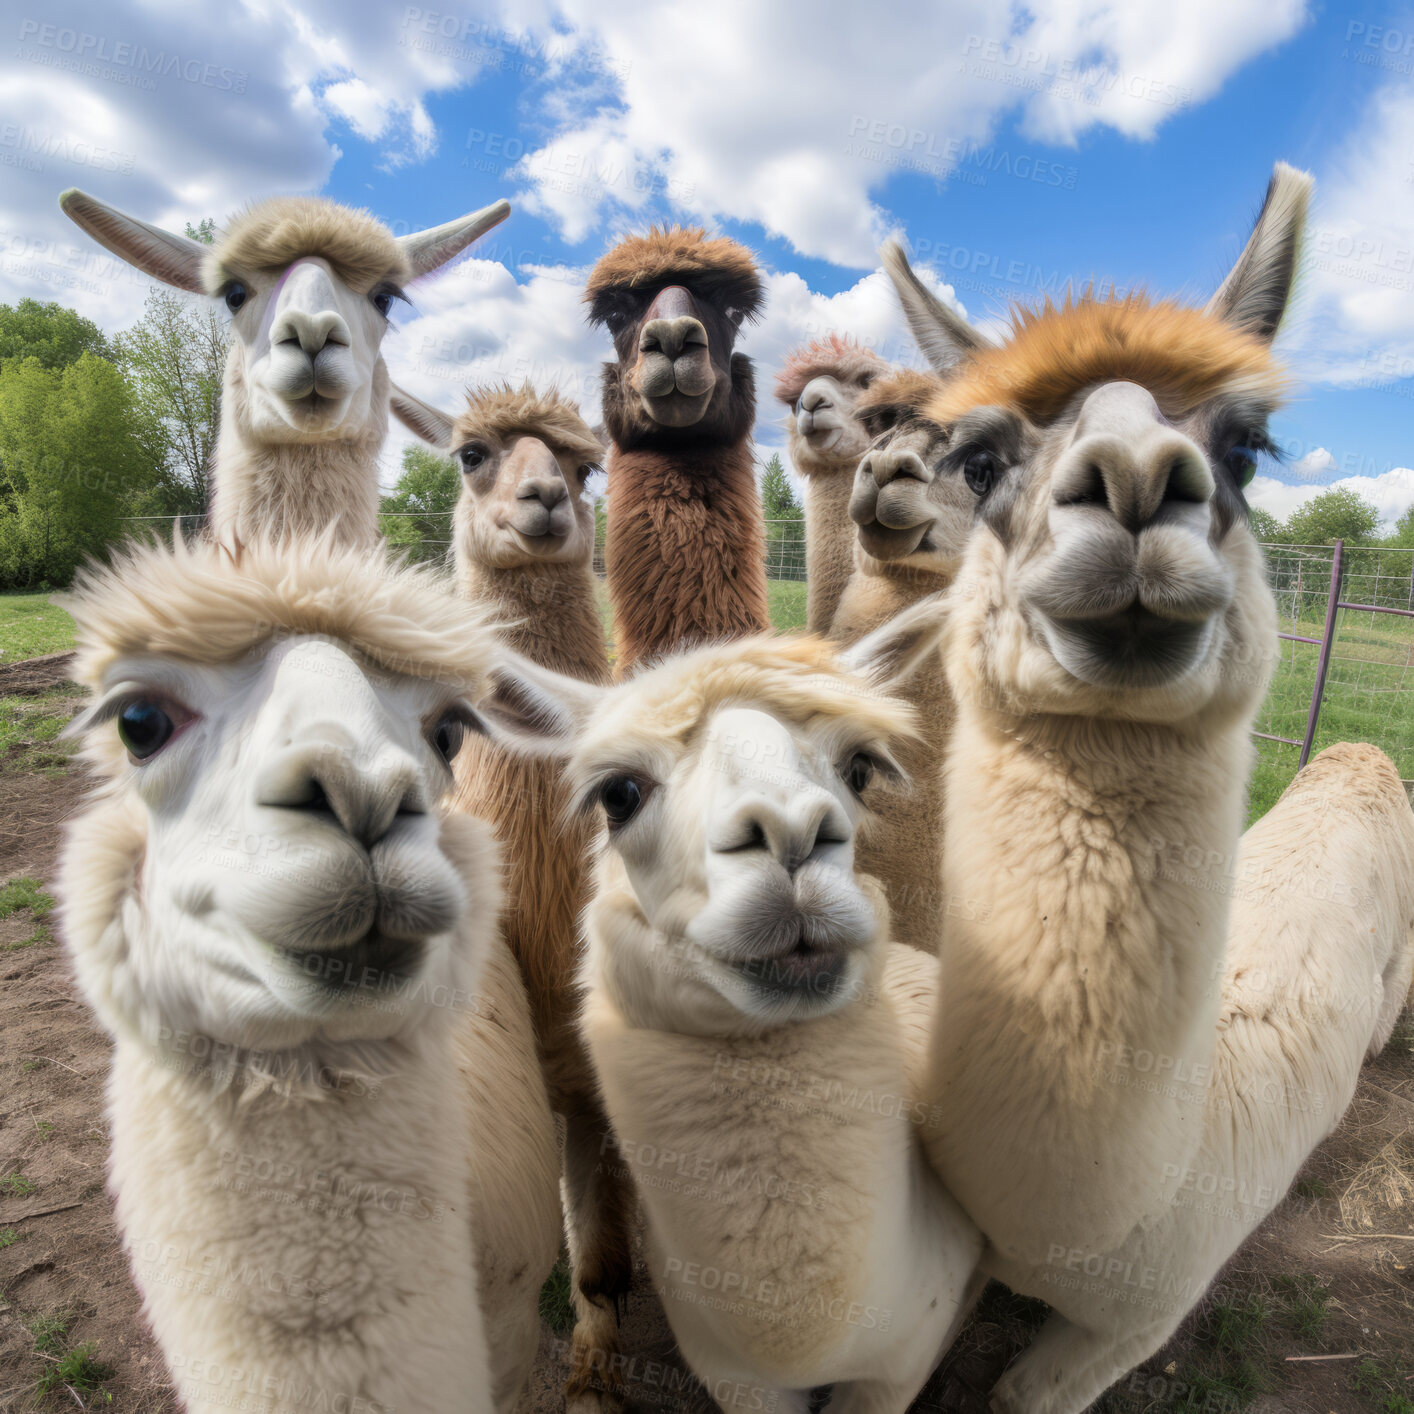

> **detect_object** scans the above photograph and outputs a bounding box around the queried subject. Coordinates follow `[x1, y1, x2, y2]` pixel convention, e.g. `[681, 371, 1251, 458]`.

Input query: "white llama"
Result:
[59, 187, 508, 546]
[901, 162, 1414, 1411]
[57, 537, 577, 1414]
[568, 624, 984, 1413]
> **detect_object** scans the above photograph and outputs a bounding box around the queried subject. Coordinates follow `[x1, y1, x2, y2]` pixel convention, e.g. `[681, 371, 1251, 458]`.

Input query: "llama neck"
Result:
[207, 356, 385, 549]
[928, 699, 1252, 1256]
[580, 893, 927, 1368]
[104, 998, 488, 1413]
[605, 439, 770, 673]
[798, 456, 860, 636]
[458, 558, 609, 683]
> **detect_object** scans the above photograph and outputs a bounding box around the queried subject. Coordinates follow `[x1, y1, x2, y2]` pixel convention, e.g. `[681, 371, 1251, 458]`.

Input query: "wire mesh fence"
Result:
[116, 516, 1414, 809]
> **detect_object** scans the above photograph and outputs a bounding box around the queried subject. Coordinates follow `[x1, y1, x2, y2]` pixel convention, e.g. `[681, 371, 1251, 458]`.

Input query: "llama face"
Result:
[585, 230, 763, 448]
[943, 378, 1278, 722]
[58, 189, 509, 445]
[848, 412, 977, 573]
[785, 373, 878, 475]
[223, 254, 402, 442]
[453, 432, 599, 571]
[574, 664, 914, 1033]
[77, 636, 478, 1050]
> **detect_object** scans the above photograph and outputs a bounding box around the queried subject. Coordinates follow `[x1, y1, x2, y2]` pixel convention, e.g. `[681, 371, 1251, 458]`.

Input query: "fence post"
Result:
[1298, 539, 1344, 770]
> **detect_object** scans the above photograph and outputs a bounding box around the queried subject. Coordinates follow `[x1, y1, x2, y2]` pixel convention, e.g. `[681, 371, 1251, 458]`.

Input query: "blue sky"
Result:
[2, 0, 1411, 520]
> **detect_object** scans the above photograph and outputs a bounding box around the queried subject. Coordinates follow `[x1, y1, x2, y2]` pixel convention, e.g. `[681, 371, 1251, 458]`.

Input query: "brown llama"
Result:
[585, 227, 770, 671]
[391, 381, 633, 1414]
[773, 334, 891, 634]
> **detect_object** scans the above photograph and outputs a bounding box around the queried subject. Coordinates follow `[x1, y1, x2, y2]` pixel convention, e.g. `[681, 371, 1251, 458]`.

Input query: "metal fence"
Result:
[118, 517, 1414, 796]
[1255, 542, 1414, 796]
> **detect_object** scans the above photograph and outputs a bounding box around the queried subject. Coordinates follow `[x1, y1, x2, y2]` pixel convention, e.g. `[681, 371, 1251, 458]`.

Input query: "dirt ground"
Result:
[1, 651, 1410, 1413]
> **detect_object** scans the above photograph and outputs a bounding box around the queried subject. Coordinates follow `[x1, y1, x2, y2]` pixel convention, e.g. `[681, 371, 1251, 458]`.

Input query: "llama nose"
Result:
[800, 386, 833, 413]
[862, 445, 931, 488]
[710, 791, 851, 875]
[270, 306, 350, 358]
[256, 732, 425, 848]
[1055, 381, 1214, 533]
[517, 476, 568, 511]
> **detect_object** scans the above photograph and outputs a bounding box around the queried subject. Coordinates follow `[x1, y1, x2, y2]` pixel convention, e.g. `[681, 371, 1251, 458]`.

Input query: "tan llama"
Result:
[773, 334, 890, 634]
[391, 381, 637, 1414]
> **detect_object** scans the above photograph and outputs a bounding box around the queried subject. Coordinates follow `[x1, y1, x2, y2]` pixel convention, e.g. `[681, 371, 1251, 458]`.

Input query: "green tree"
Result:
[1385, 502, 1414, 549]
[115, 288, 226, 517]
[0, 354, 152, 587]
[0, 298, 111, 371]
[380, 445, 459, 565]
[1246, 506, 1285, 543]
[1283, 486, 1381, 546]
[185, 218, 217, 244]
[761, 453, 801, 521]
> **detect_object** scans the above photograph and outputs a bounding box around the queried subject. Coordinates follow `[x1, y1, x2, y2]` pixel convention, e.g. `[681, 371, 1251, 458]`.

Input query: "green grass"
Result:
[27, 1313, 71, 1355]
[0, 1172, 37, 1197]
[0, 876, 57, 951]
[537, 1253, 576, 1336]
[0, 593, 74, 663]
[1352, 1359, 1414, 1413]
[0, 1226, 25, 1247]
[1247, 609, 1414, 823]
[0, 877, 55, 920]
[0, 686, 81, 777]
[767, 578, 808, 631]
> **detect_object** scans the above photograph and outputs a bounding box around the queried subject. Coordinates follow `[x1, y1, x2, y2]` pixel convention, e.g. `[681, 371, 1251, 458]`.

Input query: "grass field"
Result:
[7, 586, 1411, 824]
[0, 592, 76, 663]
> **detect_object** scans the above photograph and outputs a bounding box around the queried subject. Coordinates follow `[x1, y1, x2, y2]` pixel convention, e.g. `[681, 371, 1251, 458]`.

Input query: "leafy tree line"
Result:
[0, 286, 226, 589]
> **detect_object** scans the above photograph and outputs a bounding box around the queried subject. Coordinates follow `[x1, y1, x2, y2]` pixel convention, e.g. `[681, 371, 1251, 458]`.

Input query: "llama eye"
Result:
[223, 282, 247, 314]
[459, 444, 488, 471]
[429, 707, 472, 765]
[117, 700, 177, 761]
[841, 752, 876, 797]
[371, 285, 405, 318]
[963, 450, 998, 497]
[599, 776, 645, 826]
[724, 305, 744, 326]
[604, 309, 629, 335]
[1223, 444, 1259, 488]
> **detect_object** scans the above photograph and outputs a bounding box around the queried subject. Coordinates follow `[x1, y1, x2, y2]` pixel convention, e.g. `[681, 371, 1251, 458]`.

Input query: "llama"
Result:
[821, 355, 982, 954]
[391, 381, 638, 1411]
[772, 335, 890, 634]
[585, 227, 770, 672]
[571, 624, 984, 1414]
[56, 536, 576, 1414]
[59, 187, 509, 546]
[904, 163, 1414, 1411]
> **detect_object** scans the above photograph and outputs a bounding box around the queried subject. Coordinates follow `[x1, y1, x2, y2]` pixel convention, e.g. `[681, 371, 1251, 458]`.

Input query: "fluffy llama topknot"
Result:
[773, 334, 890, 407]
[63, 535, 496, 700]
[918, 292, 1289, 428]
[570, 633, 917, 797]
[854, 367, 946, 427]
[584, 226, 763, 317]
[455, 383, 605, 467]
[203, 197, 411, 296]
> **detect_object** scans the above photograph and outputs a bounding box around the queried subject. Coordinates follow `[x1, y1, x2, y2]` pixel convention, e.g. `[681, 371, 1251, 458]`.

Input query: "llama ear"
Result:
[475, 651, 603, 756]
[397, 200, 511, 279]
[881, 239, 992, 373]
[1204, 162, 1313, 343]
[841, 592, 949, 690]
[59, 188, 208, 294]
[389, 384, 455, 449]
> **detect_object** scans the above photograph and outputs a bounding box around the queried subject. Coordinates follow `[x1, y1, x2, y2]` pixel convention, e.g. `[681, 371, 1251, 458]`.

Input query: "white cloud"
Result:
[1248, 467, 1414, 530]
[504, 0, 1308, 265]
[1290, 446, 1337, 481]
[1300, 79, 1414, 388]
[0, 0, 505, 326]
